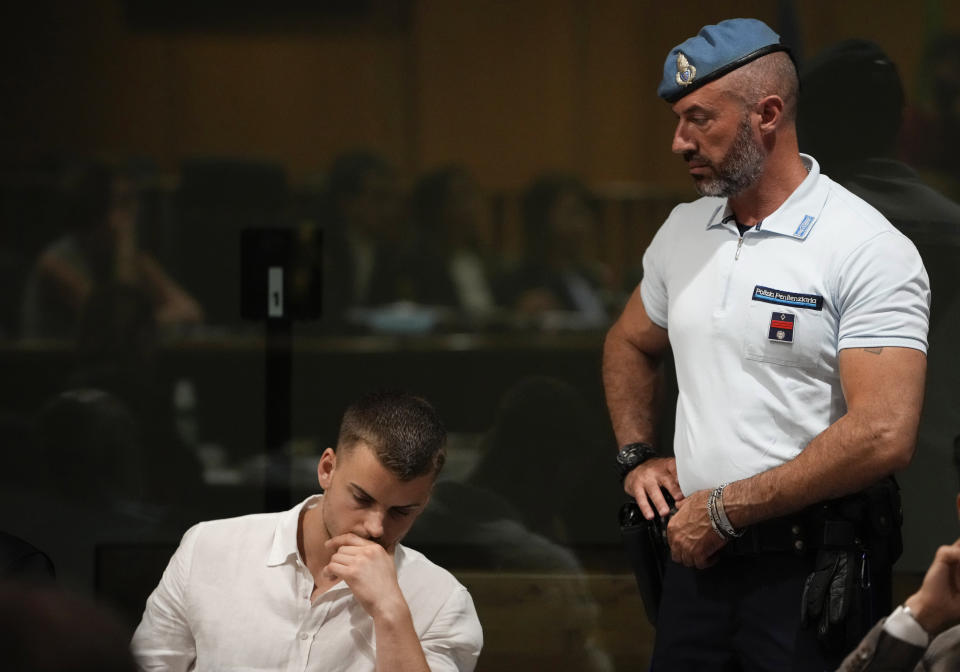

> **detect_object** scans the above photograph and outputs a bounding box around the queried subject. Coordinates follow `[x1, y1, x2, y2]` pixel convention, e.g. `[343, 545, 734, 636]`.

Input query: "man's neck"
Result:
[729, 151, 809, 228]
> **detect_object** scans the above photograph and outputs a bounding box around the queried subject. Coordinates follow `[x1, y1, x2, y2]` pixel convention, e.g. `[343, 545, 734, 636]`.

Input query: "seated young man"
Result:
[131, 391, 483, 672]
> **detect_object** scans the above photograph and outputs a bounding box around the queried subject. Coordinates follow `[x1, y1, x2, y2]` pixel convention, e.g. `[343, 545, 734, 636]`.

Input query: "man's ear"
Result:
[317, 447, 337, 489]
[757, 95, 785, 135]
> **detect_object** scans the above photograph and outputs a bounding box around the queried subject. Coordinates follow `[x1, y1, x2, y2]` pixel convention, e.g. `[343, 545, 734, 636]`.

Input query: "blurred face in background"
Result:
[548, 189, 595, 265]
[342, 169, 401, 243]
[440, 172, 490, 252]
[106, 176, 140, 238]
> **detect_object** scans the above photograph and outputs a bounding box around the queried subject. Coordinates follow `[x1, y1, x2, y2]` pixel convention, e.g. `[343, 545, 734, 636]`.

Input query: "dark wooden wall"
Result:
[3, 0, 959, 188]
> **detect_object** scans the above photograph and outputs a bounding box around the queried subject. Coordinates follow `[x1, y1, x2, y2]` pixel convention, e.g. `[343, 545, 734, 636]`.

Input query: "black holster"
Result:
[618, 493, 673, 627]
[799, 476, 903, 655]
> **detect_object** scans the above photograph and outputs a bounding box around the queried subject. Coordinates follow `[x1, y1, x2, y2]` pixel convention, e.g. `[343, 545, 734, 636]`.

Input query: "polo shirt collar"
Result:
[267, 494, 322, 567]
[706, 154, 828, 240]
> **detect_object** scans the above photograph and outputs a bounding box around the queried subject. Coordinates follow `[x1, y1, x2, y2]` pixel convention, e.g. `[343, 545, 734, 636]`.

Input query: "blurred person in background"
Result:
[66, 283, 205, 514]
[318, 150, 406, 319]
[0, 388, 174, 596]
[500, 173, 614, 329]
[404, 164, 501, 321]
[899, 33, 960, 195]
[0, 583, 138, 672]
[799, 39, 960, 577]
[408, 375, 619, 563]
[21, 160, 203, 340]
[798, 39, 960, 329]
[405, 376, 617, 672]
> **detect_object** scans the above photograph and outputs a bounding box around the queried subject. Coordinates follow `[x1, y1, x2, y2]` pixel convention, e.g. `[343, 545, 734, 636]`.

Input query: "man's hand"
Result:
[904, 538, 960, 638]
[325, 534, 433, 672]
[666, 489, 727, 568]
[323, 533, 406, 620]
[624, 456, 684, 520]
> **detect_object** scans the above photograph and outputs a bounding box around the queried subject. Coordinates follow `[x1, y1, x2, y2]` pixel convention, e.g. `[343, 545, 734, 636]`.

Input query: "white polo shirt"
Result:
[640, 155, 930, 495]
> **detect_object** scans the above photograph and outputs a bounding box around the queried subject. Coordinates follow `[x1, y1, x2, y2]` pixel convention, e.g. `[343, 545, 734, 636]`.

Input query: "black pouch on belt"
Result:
[618, 491, 674, 627]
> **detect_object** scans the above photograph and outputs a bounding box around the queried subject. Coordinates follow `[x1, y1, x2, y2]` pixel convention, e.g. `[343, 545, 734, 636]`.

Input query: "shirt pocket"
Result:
[742, 300, 824, 369]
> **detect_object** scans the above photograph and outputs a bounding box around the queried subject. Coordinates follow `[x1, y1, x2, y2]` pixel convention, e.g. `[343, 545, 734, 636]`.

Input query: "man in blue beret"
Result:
[604, 18, 930, 670]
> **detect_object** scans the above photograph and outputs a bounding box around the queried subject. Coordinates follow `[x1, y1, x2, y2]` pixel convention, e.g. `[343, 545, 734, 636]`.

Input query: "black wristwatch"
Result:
[616, 442, 658, 481]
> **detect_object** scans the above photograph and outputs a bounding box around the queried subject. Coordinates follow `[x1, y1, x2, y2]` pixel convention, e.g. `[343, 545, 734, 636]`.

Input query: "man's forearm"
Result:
[602, 326, 663, 448]
[722, 346, 924, 529]
[723, 406, 916, 529]
[373, 597, 431, 672]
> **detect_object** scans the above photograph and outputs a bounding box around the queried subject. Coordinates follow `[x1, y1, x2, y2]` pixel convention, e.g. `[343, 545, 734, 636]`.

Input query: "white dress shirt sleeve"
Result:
[419, 584, 483, 672]
[882, 605, 931, 648]
[130, 524, 202, 672]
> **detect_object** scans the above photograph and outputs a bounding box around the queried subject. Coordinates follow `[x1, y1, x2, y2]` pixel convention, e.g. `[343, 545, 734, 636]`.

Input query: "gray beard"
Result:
[692, 116, 765, 198]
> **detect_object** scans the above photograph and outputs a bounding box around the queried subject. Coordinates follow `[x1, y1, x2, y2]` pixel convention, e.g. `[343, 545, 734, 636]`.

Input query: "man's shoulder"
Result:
[182, 510, 284, 548]
[820, 174, 906, 240]
[396, 544, 466, 590]
[190, 510, 284, 532]
[395, 544, 481, 642]
[396, 544, 477, 609]
[665, 196, 726, 224]
[650, 196, 726, 246]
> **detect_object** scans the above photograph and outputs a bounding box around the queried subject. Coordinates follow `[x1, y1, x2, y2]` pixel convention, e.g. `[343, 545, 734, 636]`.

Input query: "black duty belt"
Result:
[721, 480, 903, 559]
[723, 510, 816, 556]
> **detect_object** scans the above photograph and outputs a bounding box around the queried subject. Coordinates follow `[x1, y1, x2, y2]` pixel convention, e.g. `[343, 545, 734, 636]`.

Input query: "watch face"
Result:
[617, 444, 655, 476]
[617, 447, 639, 471]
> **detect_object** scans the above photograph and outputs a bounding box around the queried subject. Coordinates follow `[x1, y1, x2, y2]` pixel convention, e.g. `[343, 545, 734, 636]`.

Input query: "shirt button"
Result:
[300, 633, 309, 640]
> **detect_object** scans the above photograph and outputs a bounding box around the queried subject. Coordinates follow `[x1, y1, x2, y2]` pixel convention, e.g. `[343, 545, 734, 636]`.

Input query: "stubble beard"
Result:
[690, 115, 765, 198]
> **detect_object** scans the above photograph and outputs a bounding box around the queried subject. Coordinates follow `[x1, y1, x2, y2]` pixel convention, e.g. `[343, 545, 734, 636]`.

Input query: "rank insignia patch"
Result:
[768, 312, 795, 343]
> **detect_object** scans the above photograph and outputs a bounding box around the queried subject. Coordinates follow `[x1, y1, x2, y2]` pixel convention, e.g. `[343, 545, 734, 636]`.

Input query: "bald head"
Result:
[721, 51, 799, 121]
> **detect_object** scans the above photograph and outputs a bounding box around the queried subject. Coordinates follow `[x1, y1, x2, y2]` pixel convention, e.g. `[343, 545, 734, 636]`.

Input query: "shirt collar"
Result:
[267, 494, 322, 567]
[705, 154, 828, 240]
[266, 494, 407, 571]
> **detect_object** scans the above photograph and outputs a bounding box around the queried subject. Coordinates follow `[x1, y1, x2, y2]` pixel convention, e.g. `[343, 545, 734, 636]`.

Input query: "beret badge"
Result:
[675, 51, 697, 86]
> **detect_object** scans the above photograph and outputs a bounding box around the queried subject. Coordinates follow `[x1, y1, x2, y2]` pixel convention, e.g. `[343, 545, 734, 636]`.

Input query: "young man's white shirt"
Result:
[131, 495, 482, 672]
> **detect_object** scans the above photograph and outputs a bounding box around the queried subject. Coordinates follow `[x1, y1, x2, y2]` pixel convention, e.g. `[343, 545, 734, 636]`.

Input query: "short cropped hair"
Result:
[336, 390, 446, 480]
[723, 51, 799, 121]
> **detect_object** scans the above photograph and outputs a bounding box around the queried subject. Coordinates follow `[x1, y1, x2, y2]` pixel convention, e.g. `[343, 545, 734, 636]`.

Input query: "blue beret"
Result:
[658, 18, 790, 103]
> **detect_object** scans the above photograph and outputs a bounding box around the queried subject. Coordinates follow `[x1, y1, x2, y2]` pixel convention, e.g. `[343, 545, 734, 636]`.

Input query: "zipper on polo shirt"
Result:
[717, 232, 741, 313]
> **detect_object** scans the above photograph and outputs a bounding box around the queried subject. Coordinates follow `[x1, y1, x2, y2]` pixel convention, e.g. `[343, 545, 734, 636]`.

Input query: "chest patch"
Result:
[768, 312, 795, 343]
[752, 285, 824, 311]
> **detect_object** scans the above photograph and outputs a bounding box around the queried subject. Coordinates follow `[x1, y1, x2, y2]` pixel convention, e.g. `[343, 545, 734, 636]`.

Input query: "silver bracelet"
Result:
[715, 483, 744, 538]
[707, 486, 728, 540]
